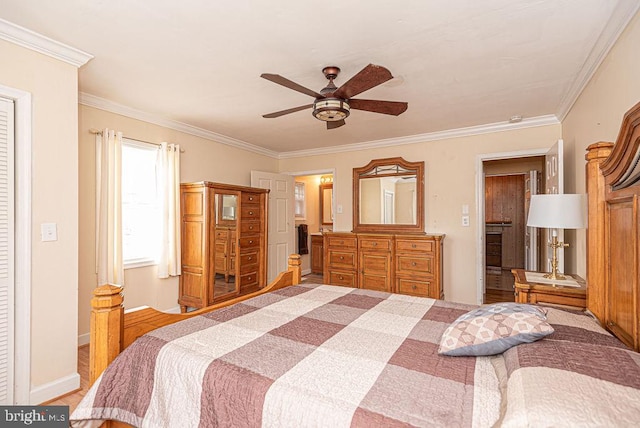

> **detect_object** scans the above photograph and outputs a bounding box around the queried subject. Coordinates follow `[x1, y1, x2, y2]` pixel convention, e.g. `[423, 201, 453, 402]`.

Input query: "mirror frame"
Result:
[319, 183, 333, 226]
[352, 157, 425, 234]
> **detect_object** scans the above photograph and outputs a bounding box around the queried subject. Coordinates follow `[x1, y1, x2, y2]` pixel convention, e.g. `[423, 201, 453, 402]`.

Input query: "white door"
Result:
[543, 139, 564, 272]
[251, 171, 295, 282]
[524, 170, 538, 270]
[0, 97, 15, 404]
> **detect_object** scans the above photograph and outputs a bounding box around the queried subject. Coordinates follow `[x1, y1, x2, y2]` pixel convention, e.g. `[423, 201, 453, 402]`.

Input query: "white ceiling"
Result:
[1, 1, 639, 156]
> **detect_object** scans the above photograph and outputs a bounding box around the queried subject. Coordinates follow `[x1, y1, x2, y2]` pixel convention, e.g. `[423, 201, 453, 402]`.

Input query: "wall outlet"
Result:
[462, 215, 470, 227]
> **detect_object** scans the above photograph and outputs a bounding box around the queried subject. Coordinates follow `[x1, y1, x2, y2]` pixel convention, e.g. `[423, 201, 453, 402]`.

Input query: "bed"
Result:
[71, 101, 640, 427]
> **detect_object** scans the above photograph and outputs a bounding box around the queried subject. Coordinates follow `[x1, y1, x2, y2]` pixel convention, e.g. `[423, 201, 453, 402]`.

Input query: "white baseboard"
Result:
[302, 268, 312, 276]
[164, 306, 181, 314]
[77, 332, 90, 347]
[30, 372, 81, 405]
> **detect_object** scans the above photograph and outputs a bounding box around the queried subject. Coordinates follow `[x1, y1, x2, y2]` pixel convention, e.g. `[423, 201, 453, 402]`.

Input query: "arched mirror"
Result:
[353, 157, 424, 234]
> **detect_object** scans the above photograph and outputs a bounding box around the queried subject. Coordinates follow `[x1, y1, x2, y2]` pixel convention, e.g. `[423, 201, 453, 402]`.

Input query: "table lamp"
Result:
[526, 194, 587, 280]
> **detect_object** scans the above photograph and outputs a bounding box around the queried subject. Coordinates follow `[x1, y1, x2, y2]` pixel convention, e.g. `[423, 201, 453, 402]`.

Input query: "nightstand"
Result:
[511, 269, 586, 310]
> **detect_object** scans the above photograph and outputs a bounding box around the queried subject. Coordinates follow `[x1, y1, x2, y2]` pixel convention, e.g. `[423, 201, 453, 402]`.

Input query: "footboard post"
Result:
[289, 254, 302, 285]
[89, 284, 124, 385]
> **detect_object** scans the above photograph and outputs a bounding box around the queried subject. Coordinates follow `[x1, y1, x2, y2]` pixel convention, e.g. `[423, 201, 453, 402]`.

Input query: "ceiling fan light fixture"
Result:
[312, 98, 350, 122]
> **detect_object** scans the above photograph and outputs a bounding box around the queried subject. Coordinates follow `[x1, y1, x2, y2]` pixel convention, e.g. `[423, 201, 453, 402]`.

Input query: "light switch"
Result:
[337, 204, 343, 214]
[41, 223, 57, 241]
[462, 204, 469, 215]
[462, 215, 470, 227]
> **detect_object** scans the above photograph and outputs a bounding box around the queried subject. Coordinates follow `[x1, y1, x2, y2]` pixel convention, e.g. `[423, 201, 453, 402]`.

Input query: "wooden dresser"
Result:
[179, 182, 268, 312]
[323, 232, 444, 299]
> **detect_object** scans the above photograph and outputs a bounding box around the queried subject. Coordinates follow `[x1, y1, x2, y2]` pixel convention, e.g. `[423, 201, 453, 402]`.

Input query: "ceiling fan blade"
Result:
[261, 73, 324, 98]
[326, 119, 346, 130]
[349, 99, 408, 116]
[262, 104, 313, 118]
[332, 64, 394, 99]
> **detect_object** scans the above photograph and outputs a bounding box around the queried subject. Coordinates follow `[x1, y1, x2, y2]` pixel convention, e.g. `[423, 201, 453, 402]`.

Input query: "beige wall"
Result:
[563, 11, 640, 276]
[78, 104, 279, 341]
[0, 40, 79, 394]
[279, 124, 562, 304]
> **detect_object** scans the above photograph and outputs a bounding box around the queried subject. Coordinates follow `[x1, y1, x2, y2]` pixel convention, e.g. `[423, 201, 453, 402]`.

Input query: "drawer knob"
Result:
[412, 285, 417, 290]
[249, 196, 254, 201]
[340, 256, 344, 260]
[248, 256, 252, 261]
[339, 275, 343, 280]
[373, 242, 377, 246]
[249, 240, 253, 244]
[249, 211, 254, 215]
[412, 244, 417, 248]
[412, 262, 417, 266]
[249, 225, 254, 230]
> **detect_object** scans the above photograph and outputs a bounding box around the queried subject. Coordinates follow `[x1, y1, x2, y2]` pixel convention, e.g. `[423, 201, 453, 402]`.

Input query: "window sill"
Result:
[124, 259, 157, 270]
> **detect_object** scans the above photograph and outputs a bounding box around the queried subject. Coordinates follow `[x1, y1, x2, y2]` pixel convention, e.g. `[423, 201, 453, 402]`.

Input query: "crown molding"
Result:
[556, 0, 640, 121]
[0, 18, 93, 67]
[79, 92, 280, 158]
[278, 115, 560, 159]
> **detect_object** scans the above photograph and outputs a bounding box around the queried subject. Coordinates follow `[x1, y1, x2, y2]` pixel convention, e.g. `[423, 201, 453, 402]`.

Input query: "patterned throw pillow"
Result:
[438, 302, 554, 356]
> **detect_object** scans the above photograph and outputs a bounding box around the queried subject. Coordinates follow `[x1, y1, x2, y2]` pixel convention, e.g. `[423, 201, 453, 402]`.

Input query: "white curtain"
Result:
[157, 142, 181, 278]
[95, 129, 124, 285]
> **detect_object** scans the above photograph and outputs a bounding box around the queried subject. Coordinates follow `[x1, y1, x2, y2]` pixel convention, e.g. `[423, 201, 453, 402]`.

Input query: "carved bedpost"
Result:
[90, 284, 124, 385]
[585, 142, 614, 322]
[288, 254, 302, 285]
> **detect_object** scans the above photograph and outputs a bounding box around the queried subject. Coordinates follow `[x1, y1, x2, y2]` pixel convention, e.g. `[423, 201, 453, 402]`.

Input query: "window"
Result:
[121, 139, 161, 267]
[294, 181, 306, 219]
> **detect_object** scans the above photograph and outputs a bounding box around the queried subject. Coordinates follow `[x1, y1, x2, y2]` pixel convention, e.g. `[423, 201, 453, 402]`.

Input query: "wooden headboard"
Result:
[586, 100, 640, 351]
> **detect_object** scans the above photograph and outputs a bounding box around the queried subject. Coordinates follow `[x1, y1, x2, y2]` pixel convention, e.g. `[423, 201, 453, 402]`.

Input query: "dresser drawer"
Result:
[359, 236, 392, 251]
[397, 255, 433, 274]
[328, 270, 357, 288]
[327, 249, 357, 268]
[326, 235, 357, 248]
[215, 229, 229, 241]
[396, 278, 433, 297]
[241, 205, 260, 220]
[396, 239, 435, 253]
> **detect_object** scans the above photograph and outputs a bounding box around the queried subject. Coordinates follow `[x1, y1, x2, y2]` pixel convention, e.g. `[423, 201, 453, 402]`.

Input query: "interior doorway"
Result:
[476, 150, 549, 304]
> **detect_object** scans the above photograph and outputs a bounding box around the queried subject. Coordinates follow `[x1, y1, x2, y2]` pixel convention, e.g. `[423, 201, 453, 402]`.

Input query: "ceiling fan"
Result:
[260, 64, 408, 130]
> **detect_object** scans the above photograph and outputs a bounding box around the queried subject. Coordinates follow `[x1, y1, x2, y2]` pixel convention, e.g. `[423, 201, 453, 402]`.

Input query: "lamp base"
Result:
[542, 271, 566, 281]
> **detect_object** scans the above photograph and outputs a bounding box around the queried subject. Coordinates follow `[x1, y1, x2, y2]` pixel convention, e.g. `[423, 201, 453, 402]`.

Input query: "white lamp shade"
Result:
[527, 194, 587, 229]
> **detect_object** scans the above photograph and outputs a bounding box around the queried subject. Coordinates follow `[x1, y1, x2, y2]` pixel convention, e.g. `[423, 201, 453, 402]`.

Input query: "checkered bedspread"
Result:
[71, 284, 501, 427]
[70, 283, 640, 427]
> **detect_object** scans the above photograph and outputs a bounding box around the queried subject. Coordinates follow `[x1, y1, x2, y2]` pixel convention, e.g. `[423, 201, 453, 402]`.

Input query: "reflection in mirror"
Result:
[320, 183, 333, 225]
[353, 157, 424, 234]
[359, 177, 416, 224]
[214, 192, 239, 299]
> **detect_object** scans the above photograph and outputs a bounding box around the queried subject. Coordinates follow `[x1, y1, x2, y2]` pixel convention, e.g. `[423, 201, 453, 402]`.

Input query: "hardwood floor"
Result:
[44, 345, 89, 412]
[484, 269, 515, 304]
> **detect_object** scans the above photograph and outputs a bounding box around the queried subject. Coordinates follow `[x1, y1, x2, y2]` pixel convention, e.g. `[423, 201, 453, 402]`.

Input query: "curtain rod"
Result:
[89, 129, 185, 153]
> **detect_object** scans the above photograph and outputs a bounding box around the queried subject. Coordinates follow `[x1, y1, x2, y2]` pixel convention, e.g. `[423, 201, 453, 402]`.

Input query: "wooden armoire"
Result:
[179, 182, 268, 312]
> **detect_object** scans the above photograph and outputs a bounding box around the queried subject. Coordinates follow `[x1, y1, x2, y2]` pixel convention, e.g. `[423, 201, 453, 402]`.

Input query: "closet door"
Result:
[0, 96, 15, 404]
